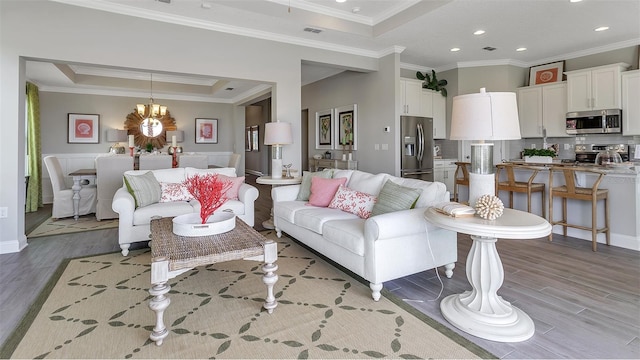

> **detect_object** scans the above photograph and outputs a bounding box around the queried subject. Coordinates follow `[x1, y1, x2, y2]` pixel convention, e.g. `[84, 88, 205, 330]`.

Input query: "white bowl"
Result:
[172, 212, 235, 237]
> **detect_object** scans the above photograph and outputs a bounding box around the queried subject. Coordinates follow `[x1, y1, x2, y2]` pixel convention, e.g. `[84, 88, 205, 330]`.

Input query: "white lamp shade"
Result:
[106, 129, 127, 142]
[166, 130, 184, 143]
[450, 88, 521, 141]
[264, 122, 293, 145]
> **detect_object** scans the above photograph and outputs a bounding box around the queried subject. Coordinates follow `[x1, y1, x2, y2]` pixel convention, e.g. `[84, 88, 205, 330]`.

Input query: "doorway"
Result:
[301, 109, 309, 172]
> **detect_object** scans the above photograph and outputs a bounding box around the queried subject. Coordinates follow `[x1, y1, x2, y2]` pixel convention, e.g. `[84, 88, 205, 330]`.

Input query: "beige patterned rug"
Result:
[27, 215, 118, 238]
[1, 231, 494, 359]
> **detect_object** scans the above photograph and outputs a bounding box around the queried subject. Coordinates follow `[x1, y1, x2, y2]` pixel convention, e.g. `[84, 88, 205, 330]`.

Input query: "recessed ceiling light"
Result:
[570, 0, 582, 3]
[450, 48, 461, 52]
[594, 26, 609, 32]
[352, 7, 360, 13]
[473, 30, 485, 35]
[516, 47, 527, 52]
[336, 0, 346, 3]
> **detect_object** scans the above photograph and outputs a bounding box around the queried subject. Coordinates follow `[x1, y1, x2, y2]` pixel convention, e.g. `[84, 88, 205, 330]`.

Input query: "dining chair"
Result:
[44, 155, 96, 219]
[495, 163, 546, 218]
[138, 154, 172, 170]
[548, 166, 609, 251]
[95, 155, 133, 220]
[178, 154, 208, 169]
[228, 153, 241, 171]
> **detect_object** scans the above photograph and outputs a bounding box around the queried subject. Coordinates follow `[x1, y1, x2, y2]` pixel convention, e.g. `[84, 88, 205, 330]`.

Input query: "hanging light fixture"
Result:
[137, 74, 167, 137]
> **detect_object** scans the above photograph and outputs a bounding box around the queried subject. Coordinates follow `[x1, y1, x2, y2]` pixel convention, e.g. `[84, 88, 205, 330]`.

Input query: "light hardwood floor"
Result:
[3, 174, 639, 358]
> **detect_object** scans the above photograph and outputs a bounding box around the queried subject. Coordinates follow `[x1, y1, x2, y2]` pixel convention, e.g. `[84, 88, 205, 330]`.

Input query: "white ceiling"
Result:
[26, 0, 640, 102]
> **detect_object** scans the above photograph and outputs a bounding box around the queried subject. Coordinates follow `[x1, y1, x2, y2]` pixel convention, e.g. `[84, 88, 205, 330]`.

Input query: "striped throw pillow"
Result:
[370, 180, 422, 216]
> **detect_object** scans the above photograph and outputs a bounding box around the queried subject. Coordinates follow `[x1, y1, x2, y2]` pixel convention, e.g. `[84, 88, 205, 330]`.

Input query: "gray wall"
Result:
[39, 92, 234, 154]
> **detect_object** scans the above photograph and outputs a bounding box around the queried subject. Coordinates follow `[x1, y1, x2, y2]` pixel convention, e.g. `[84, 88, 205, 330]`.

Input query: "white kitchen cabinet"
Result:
[622, 70, 640, 135]
[517, 82, 568, 138]
[432, 91, 447, 139]
[400, 79, 423, 116]
[566, 63, 629, 112]
[434, 159, 456, 197]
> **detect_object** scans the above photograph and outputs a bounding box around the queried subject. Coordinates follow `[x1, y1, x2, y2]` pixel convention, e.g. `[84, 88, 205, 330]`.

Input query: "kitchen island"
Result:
[498, 161, 639, 251]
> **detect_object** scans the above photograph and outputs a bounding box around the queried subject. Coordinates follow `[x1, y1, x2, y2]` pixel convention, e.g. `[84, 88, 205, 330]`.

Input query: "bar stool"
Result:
[453, 162, 470, 203]
[495, 163, 546, 218]
[548, 166, 609, 252]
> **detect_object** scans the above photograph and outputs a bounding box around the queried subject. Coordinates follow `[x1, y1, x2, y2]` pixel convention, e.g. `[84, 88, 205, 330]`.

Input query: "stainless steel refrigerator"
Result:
[401, 115, 434, 181]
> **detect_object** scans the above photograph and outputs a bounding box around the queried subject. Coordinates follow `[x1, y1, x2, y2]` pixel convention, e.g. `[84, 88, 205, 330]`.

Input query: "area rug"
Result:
[1, 231, 494, 359]
[27, 215, 118, 238]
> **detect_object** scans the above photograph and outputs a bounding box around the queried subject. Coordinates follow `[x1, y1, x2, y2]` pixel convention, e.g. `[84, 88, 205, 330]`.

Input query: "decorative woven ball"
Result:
[474, 194, 504, 220]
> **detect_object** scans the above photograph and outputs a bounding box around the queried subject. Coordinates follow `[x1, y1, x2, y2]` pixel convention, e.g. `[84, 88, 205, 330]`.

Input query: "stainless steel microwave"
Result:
[566, 109, 622, 135]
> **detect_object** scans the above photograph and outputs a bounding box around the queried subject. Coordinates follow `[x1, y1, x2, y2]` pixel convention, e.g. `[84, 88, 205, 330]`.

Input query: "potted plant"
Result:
[416, 70, 448, 97]
[523, 148, 557, 163]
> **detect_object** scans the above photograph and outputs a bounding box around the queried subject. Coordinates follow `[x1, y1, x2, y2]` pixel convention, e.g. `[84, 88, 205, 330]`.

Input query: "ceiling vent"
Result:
[483, 46, 497, 51]
[157, 0, 171, 3]
[225, 87, 234, 91]
[304, 27, 323, 34]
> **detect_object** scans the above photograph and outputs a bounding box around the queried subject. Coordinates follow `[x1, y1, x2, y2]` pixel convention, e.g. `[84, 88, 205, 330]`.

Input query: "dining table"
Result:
[68, 168, 97, 220]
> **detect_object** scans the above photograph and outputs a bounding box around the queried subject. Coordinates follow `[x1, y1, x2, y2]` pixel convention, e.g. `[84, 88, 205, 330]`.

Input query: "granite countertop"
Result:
[506, 160, 639, 175]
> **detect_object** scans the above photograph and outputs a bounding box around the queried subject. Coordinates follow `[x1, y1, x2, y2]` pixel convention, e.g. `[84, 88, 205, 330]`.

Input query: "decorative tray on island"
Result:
[172, 212, 236, 237]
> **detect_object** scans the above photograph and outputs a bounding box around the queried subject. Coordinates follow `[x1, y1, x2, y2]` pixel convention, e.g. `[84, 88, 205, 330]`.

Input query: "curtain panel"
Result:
[26, 82, 42, 212]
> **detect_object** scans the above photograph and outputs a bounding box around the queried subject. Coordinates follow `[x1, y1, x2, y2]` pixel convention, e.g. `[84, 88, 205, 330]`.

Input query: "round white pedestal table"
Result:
[424, 207, 551, 342]
[256, 176, 302, 229]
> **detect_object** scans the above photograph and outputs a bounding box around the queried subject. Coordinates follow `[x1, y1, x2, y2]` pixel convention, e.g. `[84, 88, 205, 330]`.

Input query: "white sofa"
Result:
[112, 167, 258, 256]
[272, 169, 457, 301]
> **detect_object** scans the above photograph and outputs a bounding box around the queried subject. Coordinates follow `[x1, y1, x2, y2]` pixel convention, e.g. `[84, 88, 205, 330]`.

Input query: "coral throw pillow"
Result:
[308, 176, 347, 207]
[217, 175, 245, 200]
[328, 185, 377, 219]
[159, 182, 194, 203]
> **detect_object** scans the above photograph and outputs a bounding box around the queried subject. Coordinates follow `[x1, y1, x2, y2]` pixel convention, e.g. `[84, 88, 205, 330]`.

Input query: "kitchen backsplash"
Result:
[436, 135, 640, 161]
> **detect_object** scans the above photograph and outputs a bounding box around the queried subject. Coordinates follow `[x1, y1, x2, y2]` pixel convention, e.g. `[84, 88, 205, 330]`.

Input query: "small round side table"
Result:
[256, 176, 302, 229]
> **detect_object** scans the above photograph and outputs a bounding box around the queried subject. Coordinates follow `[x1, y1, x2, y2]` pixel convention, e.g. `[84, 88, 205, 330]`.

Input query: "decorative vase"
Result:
[172, 212, 236, 237]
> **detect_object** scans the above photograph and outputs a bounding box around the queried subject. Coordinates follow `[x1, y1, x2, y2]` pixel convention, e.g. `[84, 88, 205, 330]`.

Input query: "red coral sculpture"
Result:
[183, 174, 231, 224]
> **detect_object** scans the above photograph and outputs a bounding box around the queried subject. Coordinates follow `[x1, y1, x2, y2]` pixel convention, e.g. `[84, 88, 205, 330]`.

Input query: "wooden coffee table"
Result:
[147, 216, 278, 346]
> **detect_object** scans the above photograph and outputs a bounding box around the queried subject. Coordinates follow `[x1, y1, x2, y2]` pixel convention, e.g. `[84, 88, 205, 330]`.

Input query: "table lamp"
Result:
[450, 88, 521, 207]
[264, 121, 293, 179]
[106, 129, 127, 154]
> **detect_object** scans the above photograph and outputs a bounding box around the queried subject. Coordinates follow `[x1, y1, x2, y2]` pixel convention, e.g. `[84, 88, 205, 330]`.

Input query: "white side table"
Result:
[256, 176, 302, 229]
[68, 168, 97, 220]
[424, 207, 551, 342]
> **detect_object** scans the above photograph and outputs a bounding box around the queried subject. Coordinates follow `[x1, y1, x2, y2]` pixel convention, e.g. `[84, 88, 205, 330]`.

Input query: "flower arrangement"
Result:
[183, 174, 231, 224]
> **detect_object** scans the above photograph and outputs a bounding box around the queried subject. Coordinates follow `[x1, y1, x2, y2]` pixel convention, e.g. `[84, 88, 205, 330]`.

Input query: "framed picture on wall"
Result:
[195, 118, 218, 144]
[245, 127, 252, 151]
[334, 104, 357, 151]
[250, 125, 259, 151]
[68, 113, 100, 143]
[315, 109, 333, 150]
[529, 61, 564, 86]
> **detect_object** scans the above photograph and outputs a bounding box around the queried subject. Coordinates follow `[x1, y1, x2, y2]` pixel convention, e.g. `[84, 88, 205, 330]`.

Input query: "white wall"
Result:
[0, 0, 381, 253]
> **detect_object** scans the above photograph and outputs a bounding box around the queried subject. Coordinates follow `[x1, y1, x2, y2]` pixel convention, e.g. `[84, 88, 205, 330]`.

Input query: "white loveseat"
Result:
[112, 167, 258, 256]
[272, 169, 457, 301]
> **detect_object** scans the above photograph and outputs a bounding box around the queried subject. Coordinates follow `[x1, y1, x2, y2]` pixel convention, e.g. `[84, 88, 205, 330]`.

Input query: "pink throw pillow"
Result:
[217, 175, 245, 200]
[159, 182, 194, 202]
[308, 177, 347, 207]
[328, 185, 377, 219]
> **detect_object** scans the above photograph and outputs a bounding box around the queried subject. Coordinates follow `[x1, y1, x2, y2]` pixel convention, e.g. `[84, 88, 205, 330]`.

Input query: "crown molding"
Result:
[530, 38, 640, 67]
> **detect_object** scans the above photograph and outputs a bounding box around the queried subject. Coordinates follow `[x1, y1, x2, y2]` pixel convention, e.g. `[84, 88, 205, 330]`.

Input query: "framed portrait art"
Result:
[195, 118, 218, 144]
[245, 127, 252, 151]
[529, 61, 564, 86]
[68, 113, 99, 143]
[315, 109, 333, 150]
[335, 104, 357, 151]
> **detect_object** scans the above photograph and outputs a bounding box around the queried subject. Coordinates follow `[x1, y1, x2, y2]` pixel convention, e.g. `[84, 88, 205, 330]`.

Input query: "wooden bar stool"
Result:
[495, 163, 546, 218]
[453, 162, 470, 204]
[548, 166, 609, 252]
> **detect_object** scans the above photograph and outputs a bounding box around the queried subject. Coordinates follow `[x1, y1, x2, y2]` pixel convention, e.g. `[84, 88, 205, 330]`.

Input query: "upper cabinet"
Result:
[432, 92, 447, 139]
[565, 63, 629, 112]
[400, 79, 423, 116]
[400, 79, 447, 138]
[517, 82, 568, 138]
[622, 70, 640, 136]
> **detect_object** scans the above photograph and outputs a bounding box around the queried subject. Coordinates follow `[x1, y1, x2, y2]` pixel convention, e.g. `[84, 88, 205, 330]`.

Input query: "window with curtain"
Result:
[25, 82, 42, 213]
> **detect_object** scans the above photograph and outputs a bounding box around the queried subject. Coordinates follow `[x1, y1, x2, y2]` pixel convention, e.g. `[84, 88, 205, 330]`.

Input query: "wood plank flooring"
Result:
[2, 174, 639, 358]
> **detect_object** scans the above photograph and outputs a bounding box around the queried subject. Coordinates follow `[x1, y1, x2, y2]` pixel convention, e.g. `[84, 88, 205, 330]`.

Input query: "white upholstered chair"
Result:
[178, 154, 208, 169]
[44, 155, 96, 219]
[95, 155, 133, 220]
[228, 153, 241, 173]
[138, 154, 172, 170]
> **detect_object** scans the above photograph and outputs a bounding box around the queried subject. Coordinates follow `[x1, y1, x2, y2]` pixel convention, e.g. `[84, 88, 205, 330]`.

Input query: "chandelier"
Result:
[137, 74, 167, 137]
